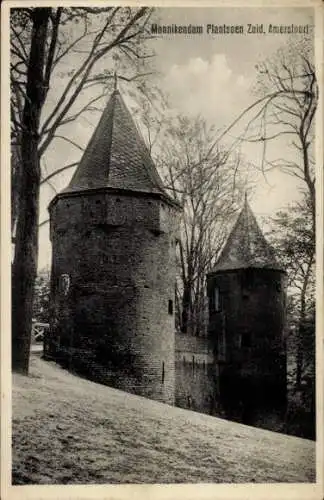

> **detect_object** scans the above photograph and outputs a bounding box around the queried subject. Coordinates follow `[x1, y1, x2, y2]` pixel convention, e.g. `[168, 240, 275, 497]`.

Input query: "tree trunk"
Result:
[12, 8, 51, 374]
[11, 144, 22, 240]
[296, 322, 304, 390]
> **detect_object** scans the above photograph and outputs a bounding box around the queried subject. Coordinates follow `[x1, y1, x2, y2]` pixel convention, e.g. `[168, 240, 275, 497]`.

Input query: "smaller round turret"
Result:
[207, 197, 287, 424]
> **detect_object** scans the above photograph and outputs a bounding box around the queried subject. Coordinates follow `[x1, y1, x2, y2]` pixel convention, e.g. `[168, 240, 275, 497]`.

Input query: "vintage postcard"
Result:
[1, 1, 323, 499]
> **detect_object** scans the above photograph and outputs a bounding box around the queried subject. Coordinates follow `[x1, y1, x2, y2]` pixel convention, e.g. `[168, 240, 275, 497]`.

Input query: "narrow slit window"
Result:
[168, 299, 173, 315]
[214, 287, 221, 312]
[242, 332, 251, 348]
[162, 361, 165, 384]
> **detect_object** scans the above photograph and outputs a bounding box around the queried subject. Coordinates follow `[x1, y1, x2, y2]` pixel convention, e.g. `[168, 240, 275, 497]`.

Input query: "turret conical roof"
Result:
[62, 89, 176, 205]
[212, 196, 282, 272]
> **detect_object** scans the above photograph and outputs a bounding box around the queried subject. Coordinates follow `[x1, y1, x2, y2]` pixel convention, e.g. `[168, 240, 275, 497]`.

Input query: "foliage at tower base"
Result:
[267, 193, 315, 440]
[33, 270, 51, 324]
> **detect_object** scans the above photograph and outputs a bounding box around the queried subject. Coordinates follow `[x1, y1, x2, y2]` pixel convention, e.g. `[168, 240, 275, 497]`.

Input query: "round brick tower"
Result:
[47, 87, 180, 405]
[207, 196, 287, 424]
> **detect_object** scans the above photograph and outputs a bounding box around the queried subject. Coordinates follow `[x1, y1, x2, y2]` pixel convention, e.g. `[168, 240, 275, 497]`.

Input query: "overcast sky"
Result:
[34, 6, 315, 270]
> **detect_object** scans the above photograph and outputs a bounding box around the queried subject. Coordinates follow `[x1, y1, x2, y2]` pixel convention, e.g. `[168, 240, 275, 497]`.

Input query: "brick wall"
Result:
[207, 268, 287, 418]
[175, 333, 216, 413]
[49, 190, 178, 405]
[208, 268, 286, 373]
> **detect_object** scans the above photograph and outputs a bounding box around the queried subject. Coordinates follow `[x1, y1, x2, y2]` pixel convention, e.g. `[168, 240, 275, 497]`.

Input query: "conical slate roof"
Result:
[62, 89, 175, 204]
[212, 197, 282, 272]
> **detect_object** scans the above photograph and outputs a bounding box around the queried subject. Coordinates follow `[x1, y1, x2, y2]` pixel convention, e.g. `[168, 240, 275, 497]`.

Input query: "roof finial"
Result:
[113, 71, 118, 91]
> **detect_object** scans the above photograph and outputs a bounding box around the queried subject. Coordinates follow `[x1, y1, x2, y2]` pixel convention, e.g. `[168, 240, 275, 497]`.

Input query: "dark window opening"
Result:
[242, 332, 251, 348]
[275, 281, 282, 292]
[168, 299, 173, 315]
[162, 361, 165, 384]
[212, 287, 221, 312]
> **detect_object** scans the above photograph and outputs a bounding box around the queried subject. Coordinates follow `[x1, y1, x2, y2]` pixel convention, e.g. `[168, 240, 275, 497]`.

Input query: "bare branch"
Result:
[39, 8, 150, 157]
[40, 162, 78, 186]
[52, 135, 85, 152]
[43, 8, 62, 97]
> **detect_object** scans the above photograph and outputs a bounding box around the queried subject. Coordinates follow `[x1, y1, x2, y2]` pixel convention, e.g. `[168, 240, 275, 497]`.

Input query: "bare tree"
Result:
[10, 6, 154, 374]
[155, 115, 246, 335]
[229, 38, 316, 229]
[11, 6, 154, 239]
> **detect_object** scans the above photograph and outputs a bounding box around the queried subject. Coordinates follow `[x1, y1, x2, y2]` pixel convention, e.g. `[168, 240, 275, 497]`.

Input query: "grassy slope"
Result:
[12, 355, 316, 485]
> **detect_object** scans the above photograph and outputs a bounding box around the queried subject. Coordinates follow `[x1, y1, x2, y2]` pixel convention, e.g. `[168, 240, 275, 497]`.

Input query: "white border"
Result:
[1, 1, 323, 499]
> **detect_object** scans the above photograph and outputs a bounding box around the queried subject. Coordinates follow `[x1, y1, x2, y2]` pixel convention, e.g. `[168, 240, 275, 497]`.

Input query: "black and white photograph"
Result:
[1, 1, 323, 498]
